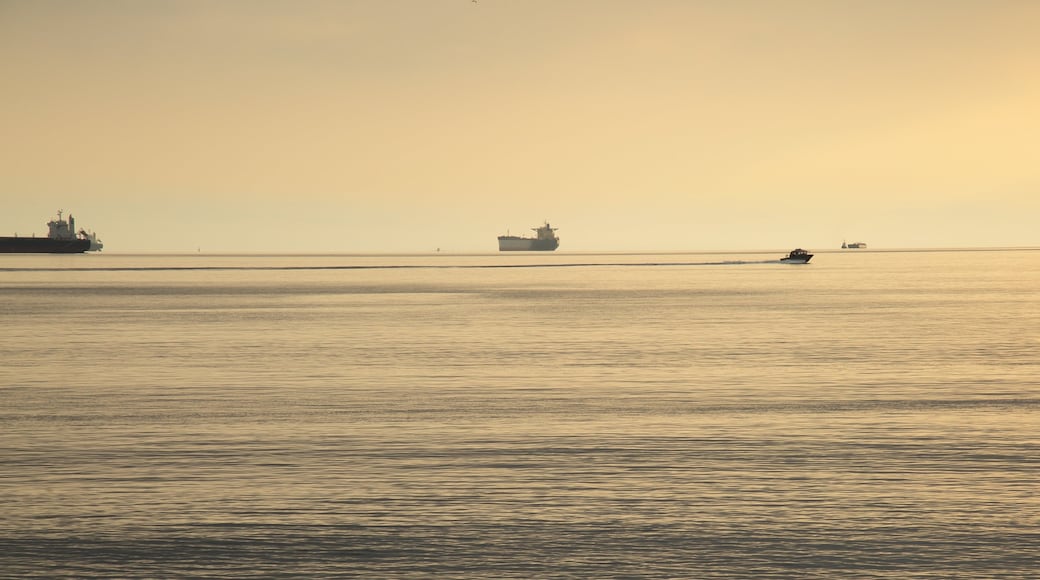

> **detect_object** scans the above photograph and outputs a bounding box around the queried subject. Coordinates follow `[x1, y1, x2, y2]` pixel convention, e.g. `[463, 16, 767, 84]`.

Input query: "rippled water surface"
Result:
[2, 250, 1038, 578]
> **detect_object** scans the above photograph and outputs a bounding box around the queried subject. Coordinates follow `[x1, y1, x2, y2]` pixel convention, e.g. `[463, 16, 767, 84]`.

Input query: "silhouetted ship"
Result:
[842, 241, 867, 249]
[0, 211, 103, 253]
[780, 248, 813, 263]
[498, 222, 560, 251]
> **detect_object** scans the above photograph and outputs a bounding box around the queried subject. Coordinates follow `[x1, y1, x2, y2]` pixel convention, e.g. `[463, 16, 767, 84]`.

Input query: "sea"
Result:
[2, 249, 1038, 579]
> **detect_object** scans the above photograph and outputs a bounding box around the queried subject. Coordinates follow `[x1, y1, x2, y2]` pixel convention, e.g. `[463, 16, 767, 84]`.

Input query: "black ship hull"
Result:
[0, 237, 91, 253]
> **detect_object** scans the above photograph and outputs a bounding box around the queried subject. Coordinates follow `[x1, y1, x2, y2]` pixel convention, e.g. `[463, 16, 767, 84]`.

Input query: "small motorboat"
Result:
[780, 248, 813, 263]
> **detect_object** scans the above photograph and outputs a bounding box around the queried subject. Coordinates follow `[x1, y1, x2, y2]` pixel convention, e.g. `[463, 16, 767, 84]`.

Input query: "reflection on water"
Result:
[2, 250, 1038, 578]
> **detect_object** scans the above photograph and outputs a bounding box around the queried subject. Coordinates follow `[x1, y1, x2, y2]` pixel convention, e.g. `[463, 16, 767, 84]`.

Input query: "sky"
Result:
[2, 0, 1038, 252]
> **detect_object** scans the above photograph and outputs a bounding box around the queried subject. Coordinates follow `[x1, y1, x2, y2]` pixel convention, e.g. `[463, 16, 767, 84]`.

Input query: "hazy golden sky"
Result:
[2, 0, 1038, 251]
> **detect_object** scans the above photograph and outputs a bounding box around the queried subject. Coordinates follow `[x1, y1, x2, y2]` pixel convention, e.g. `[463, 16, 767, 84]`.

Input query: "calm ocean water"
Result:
[2, 249, 1038, 578]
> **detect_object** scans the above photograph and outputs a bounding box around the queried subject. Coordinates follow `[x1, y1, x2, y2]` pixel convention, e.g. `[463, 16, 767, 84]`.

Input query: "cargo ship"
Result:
[842, 241, 867, 249]
[498, 222, 559, 251]
[0, 211, 103, 253]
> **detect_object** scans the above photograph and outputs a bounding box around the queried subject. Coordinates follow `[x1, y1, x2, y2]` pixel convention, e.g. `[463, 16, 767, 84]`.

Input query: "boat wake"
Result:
[2, 260, 791, 272]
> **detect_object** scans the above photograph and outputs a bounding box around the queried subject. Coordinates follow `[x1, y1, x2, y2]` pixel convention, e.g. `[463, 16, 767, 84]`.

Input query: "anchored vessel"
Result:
[780, 248, 813, 263]
[498, 222, 560, 251]
[0, 211, 103, 253]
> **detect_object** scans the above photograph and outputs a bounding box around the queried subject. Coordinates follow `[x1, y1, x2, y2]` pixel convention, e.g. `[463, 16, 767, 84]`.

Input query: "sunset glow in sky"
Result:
[2, 1, 1038, 252]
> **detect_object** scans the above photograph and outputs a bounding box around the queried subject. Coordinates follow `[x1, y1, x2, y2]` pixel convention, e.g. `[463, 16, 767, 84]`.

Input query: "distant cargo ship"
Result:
[498, 222, 559, 251]
[842, 241, 867, 249]
[0, 211, 103, 253]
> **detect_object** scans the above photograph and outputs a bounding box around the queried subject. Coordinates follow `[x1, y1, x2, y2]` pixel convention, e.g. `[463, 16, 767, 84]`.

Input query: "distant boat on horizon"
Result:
[842, 241, 867, 249]
[498, 222, 560, 251]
